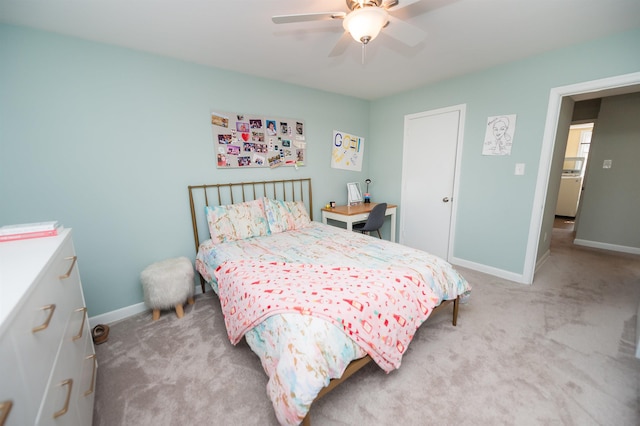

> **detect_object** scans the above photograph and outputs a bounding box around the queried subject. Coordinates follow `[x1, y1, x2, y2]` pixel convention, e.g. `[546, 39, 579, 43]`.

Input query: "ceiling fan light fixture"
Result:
[343, 7, 389, 44]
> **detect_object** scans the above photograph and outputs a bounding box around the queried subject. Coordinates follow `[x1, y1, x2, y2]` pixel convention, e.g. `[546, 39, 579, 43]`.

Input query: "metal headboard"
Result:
[188, 178, 313, 290]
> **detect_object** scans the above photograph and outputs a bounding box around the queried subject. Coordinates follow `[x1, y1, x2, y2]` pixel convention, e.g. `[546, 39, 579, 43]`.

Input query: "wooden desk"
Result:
[321, 203, 397, 241]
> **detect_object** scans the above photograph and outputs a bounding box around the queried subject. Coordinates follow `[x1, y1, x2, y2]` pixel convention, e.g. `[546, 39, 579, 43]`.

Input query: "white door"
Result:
[400, 105, 465, 259]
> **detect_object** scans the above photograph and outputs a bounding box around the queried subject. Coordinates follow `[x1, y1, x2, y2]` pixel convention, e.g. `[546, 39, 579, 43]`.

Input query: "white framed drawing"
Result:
[347, 182, 363, 205]
[482, 114, 516, 156]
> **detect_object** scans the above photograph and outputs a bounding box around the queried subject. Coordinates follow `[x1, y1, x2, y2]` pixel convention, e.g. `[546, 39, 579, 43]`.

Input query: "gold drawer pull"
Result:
[72, 307, 88, 341]
[32, 304, 56, 333]
[59, 256, 78, 280]
[53, 379, 73, 419]
[84, 354, 97, 396]
[0, 400, 13, 426]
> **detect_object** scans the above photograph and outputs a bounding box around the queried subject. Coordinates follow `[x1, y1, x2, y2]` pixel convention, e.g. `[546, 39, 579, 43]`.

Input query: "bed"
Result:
[188, 178, 471, 426]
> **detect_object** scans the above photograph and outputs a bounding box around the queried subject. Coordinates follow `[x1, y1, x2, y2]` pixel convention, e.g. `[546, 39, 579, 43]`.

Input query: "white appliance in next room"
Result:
[556, 174, 583, 217]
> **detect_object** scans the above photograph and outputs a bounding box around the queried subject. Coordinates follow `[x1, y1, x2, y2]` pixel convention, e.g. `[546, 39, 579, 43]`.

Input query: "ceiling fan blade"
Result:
[383, 15, 426, 46]
[272, 12, 346, 24]
[329, 32, 352, 57]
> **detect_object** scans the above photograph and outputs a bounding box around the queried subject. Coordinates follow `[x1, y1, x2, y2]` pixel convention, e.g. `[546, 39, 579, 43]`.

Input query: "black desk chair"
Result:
[353, 203, 387, 238]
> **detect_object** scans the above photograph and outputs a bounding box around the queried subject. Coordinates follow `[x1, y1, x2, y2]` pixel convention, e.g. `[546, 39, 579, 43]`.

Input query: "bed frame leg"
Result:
[452, 296, 459, 326]
[302, 413, 311, 426]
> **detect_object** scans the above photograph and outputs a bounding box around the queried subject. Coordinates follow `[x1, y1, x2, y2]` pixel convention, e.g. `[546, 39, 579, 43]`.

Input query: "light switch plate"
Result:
[603, 159, 612, 169]
[515, 163, 525, 175]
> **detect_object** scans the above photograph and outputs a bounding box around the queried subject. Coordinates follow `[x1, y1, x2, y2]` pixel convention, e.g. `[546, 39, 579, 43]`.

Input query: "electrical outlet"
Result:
[603, 159, 612, 169]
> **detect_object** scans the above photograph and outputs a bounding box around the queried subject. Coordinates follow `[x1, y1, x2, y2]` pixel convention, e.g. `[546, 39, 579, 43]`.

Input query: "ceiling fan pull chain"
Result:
[362, 42, 366, 65]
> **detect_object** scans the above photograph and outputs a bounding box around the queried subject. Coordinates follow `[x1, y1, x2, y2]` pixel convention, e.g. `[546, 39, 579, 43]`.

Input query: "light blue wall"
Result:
[2, 23, 639, 316]
[0, 24, 370, 316]
[369, 28, 640, 276]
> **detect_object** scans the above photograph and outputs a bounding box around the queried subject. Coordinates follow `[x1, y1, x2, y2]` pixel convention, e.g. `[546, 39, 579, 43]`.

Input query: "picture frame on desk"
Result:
[347, 182, 363, 205]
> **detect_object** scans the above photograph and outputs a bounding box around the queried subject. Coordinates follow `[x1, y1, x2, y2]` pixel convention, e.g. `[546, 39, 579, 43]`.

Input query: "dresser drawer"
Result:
[76, 332, 97, 425]
[8, 235, 83, 405]
[36, 306, 91, 426]
[0, 338, 32, 426]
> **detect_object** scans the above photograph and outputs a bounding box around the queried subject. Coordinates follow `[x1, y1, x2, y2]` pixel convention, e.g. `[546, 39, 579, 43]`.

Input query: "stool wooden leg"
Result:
[152, 309, 160, 321]
[175, 304, 184, 319]
[187, 296, 194, 305]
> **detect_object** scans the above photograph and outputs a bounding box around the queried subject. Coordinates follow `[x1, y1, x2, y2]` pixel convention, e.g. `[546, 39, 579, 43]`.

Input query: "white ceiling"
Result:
[1, 0, 639, 100]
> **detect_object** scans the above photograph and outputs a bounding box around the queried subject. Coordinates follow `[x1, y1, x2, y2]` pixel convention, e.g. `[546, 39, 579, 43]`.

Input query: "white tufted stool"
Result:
[141, 257, 195, 321]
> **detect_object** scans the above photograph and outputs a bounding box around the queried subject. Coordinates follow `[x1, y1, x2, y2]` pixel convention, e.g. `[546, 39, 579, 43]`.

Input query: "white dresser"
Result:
[0, 229, 96, 426]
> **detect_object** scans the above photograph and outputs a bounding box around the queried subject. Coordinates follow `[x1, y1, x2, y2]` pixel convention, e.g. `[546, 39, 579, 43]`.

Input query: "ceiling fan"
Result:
[272, 0, 427, 57]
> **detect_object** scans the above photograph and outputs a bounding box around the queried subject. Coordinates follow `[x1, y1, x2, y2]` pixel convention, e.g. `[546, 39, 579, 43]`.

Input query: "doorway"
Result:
[399, 104, 465, 260]
[525, 72, 640, 284]
[554, 122, 593, 231]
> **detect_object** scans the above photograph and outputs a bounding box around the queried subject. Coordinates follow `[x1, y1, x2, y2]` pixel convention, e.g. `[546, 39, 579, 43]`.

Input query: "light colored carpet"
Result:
[93, 224, 640, 425]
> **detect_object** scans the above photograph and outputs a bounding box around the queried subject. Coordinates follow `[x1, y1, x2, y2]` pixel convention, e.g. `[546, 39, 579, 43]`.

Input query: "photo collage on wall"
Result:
[211, 111, 306, 168]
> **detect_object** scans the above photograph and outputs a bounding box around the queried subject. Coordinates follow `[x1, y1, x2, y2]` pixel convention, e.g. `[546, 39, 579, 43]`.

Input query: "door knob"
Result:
[442, 197, 450, 203]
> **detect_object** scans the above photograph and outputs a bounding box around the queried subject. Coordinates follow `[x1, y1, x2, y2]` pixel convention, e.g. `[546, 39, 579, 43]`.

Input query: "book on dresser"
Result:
[0, 221, 63, 242]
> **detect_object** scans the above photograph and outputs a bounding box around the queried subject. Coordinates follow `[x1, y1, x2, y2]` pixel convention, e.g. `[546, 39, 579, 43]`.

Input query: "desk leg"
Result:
[346, 219, 353, 232]
[390, 211, 396, 242]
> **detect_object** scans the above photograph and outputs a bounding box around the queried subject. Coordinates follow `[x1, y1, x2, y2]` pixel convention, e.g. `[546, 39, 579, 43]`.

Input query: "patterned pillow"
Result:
[263, 198, 311, 234]
[205, 199, 269, 244]
[263, 198, 296, 234]
[285, 200, 311, 229]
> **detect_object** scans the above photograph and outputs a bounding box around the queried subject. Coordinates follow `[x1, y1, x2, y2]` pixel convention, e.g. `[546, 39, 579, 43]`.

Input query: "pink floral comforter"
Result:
[216, 260, 440, 373]
[196, 222, 471, 425]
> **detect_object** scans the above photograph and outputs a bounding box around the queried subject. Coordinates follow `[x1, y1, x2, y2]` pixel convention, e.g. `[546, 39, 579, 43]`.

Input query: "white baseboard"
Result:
[573, 239, 640, 255]
[88, 284, 206, 328]
[88, 302, 148, 328]
[636, 301, 640, 359]
[535, 249, 551, 274]
[449, 256, 529, 284]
